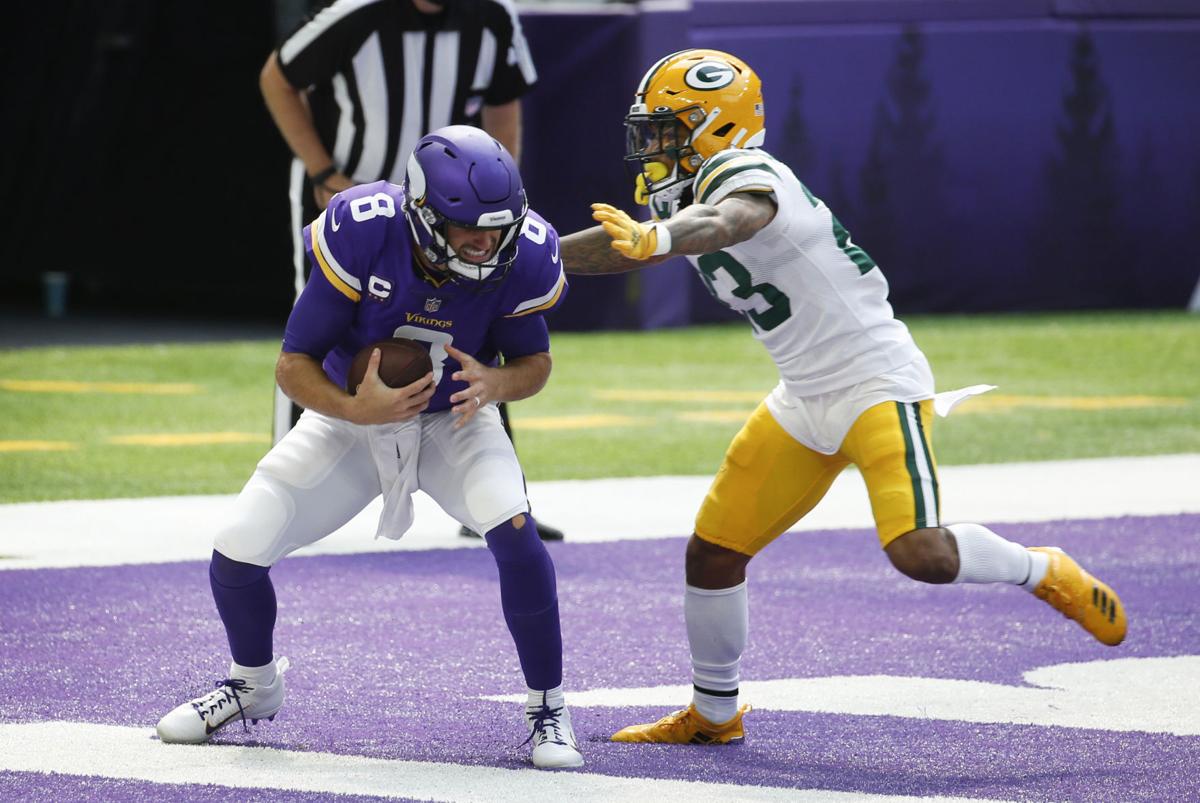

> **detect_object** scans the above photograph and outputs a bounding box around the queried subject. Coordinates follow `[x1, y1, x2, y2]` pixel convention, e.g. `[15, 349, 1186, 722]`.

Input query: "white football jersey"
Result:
[684, 148, 924, 397]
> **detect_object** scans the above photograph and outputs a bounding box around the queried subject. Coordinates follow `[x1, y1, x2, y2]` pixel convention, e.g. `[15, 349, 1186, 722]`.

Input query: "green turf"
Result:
[1, 311, 1197, 502]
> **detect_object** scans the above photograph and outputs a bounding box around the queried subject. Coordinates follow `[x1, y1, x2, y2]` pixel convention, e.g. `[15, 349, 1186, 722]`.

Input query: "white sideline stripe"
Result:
[484, 656, 1200, 737]
[0, 454, 1197, 571]
[0, 722, 992, 803]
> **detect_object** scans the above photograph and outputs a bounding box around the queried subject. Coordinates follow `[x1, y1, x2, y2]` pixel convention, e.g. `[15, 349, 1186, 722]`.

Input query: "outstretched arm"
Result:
[562, 193, 776, 276]
[658, 193, 777, 255]
[560, 226, 668, 275]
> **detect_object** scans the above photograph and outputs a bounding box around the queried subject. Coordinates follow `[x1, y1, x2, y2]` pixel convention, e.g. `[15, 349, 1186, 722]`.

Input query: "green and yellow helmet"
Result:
[626, 49, 766, 207]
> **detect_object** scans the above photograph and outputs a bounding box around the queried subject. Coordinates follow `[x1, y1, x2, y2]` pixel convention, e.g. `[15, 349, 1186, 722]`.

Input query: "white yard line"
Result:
[1, 454, 1196, 571]
[0, 721, 997, 803]
[485, 656, 1200, 736]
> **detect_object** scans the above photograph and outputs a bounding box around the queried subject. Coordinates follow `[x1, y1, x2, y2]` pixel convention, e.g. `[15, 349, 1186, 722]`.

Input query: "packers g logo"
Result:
[684, 61, 735, 91]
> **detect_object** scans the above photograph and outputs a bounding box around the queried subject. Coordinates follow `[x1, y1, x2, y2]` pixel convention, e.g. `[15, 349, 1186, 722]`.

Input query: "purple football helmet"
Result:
[402, 125, 528, 285]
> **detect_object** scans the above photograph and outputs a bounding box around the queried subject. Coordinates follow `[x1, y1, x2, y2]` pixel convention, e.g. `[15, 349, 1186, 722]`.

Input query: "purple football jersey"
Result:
[282, 181, 567, 413]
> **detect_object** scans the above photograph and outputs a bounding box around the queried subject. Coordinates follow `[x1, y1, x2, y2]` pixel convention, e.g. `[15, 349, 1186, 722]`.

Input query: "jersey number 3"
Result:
[697, 251, 791, 332]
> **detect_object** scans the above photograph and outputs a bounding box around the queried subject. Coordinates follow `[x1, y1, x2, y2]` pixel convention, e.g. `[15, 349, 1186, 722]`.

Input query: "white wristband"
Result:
[650, 223, 672, 256]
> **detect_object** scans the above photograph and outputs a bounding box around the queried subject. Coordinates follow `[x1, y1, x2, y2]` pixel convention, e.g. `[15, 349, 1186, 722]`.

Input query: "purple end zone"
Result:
[1, 514, 1197, 800]
[0, 772, 420, 803]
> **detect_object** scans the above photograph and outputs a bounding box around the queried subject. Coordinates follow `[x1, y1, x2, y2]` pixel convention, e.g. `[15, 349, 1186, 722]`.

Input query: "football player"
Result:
[560, 49, 1127, 745]
[156, 126, 583, 769]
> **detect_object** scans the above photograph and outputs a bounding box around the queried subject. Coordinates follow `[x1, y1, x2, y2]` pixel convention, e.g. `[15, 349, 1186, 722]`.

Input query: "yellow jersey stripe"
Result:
[701, 180, 775, 206]
[695, 155, 771, 202]
[311, 213, 361, 302]
[506, 269, 565, 317]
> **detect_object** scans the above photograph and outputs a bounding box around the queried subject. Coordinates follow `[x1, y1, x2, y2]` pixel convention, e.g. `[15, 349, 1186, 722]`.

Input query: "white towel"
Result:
[933, 384, 998, 418]
[367, 419, 422, 540]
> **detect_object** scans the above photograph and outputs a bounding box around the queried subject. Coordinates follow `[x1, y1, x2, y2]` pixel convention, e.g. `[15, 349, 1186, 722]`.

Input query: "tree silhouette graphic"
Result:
[779, 79, 815, 182]
[827, 156, 855, 228]
[1033, 28, 1126, 308]
[857, 26, 947, 309]
[859, 122, 896, 271]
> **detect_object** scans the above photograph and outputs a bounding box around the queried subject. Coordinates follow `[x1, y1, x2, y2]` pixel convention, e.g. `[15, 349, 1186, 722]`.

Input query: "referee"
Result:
[261, 0, 562, 541]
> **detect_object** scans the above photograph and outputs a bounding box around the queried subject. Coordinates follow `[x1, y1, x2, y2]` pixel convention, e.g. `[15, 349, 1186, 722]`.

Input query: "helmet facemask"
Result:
[626, 49, 767, 217]
[402, 128, 528, 291]
[406, 197, 524, 290]
[625, 107, 705, 211]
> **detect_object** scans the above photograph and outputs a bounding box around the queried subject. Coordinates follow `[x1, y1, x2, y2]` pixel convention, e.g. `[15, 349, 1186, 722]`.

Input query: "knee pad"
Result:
[210, 549, 271, 588]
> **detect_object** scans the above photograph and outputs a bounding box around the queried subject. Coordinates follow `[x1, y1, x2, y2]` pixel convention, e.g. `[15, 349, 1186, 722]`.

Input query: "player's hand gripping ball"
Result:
[346, 338, 433, 395]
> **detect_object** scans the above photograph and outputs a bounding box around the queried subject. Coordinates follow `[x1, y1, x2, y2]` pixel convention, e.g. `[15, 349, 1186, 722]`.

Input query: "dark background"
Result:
[4, 0, 1199, 333]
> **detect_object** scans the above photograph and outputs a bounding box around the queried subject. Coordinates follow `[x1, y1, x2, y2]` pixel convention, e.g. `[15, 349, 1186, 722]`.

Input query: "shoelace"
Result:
[191, 678, 254, 733]
[522, 702, 569, 747]
[656, 708, 696, 735]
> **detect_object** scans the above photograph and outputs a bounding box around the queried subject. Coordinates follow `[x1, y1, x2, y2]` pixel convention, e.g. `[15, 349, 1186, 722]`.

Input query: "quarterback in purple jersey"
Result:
[155, 126, 583, 769]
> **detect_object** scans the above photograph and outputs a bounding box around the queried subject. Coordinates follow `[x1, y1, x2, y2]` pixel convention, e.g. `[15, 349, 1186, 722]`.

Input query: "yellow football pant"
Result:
[694, 399, 940, 556]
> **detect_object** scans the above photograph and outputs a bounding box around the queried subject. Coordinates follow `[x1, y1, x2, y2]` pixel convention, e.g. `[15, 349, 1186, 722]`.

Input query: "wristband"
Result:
[309, 164, 338, 187]
[651, 223, 672, 256]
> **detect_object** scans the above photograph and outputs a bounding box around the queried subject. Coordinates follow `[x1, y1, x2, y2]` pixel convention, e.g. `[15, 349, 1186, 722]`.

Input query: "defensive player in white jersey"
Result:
[560, 49, 1127, 745]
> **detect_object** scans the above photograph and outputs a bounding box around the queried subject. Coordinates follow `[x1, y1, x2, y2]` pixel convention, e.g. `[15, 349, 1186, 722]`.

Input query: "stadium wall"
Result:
[4, 2, 1198, 327]
[520, 0, 1200, 328]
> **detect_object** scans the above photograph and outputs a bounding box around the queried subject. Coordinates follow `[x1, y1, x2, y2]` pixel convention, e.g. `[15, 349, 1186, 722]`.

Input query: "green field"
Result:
[1, 312, 1197, 503]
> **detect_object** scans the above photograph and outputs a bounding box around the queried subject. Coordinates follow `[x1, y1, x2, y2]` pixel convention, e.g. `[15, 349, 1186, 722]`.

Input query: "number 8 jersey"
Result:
[682, 149, 924, 398]
[282, 181, 568, 413]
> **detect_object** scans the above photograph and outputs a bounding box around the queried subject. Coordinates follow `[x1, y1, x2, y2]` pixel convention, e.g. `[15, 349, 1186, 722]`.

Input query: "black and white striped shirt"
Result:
[278, 0, 537, 185]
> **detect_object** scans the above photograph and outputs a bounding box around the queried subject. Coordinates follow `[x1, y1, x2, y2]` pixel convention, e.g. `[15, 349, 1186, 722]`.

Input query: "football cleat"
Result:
[611, 703, 750, 744]
[534, 521, 565, 542]
[524, 694, 584, 769]
[1029, 547, 1127, 646]
[156, 657, 290, 744]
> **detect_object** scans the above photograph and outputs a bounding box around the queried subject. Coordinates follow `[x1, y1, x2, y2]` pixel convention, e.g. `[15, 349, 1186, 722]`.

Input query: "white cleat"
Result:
[525, 693, 585, 769]
[156, 657, 290, 744]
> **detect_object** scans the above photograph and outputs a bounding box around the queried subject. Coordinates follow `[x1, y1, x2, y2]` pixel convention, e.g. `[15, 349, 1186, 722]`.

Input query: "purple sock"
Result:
[209, 549, 275, 668]
[483, 516, 563, 690]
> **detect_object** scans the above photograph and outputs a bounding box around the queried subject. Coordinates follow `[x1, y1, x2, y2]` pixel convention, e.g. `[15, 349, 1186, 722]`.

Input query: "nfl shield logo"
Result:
[424, 297, 442, 313]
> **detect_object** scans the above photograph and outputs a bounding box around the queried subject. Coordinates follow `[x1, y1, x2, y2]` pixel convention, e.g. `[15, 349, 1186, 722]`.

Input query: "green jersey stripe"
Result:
[694, 150, 747, 183]
[912, 402, 940, 521]
[896, 402, 927, 528]
[698, 162, 778, 205]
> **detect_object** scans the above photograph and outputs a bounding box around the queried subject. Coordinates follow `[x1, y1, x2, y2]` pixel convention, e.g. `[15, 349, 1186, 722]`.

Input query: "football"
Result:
[345, 337, 434, 395]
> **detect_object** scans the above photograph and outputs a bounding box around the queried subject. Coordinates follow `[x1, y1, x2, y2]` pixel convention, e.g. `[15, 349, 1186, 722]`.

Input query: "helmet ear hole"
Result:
[712, 122, 735, 138]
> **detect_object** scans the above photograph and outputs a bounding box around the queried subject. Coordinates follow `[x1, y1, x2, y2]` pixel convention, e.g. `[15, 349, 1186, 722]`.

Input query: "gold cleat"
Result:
[1029, 547, 1127, 646]
[611, 704, 751, 744]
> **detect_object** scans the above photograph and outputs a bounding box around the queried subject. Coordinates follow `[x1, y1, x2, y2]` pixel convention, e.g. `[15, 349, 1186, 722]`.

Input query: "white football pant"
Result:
[215, 404, 527, 566]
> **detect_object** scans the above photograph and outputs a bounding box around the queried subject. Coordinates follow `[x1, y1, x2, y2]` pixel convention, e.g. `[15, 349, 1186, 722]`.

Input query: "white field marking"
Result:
[486, 656, 1200, 737]
[0, 722, 994, 803]
[0, 454, 1197, 571]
